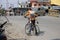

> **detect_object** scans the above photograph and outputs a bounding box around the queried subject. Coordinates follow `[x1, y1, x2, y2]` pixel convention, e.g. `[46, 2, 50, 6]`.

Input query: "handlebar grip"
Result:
[37, 21, 39, 24]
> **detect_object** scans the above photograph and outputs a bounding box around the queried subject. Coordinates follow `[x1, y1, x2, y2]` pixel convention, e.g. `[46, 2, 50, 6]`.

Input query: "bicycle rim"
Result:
[35, 25, 40, 34]
[32, 25, 40, 35]
[25, 24, 30, 34]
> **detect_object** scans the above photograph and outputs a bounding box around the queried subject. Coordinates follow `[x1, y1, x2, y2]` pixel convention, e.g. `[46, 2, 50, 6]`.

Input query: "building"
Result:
[28, 0, 51, 8]
[13, 2, 29, 15]
[18, 2, 29, 8]
[12, 0, 51, 16]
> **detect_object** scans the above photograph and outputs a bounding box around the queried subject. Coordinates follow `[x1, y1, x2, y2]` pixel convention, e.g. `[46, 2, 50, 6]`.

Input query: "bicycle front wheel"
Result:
[25, 23, 30, 35]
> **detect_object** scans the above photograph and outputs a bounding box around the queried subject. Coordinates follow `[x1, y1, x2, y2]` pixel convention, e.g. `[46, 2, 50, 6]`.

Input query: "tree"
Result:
[0, 8, 5, 16]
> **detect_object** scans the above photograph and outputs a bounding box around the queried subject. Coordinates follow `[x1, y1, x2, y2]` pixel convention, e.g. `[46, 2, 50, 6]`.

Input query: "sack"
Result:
[30, 14, 35, 17]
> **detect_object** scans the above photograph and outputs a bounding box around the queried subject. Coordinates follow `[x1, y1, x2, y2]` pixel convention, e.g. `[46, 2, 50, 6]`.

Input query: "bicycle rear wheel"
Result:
[35, 25, 40, 35]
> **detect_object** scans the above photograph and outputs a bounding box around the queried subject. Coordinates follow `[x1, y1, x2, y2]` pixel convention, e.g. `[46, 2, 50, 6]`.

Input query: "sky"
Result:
[0, 0, 28, 9]
[0, 0, 60, 9]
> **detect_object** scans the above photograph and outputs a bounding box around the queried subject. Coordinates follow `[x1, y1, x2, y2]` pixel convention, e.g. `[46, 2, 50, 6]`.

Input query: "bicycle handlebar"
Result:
[0, 21, 7, 28]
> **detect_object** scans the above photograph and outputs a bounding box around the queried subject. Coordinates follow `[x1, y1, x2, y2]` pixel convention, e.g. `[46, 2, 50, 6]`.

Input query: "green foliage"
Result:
[0, 9, 5, 14]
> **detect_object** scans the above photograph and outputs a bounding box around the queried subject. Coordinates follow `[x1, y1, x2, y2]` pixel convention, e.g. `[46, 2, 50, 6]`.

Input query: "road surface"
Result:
[0, 16, 60, 40]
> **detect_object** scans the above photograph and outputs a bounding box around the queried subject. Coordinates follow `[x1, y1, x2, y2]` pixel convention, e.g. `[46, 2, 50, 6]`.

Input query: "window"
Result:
[34, 4, 37, 6]
[27, 5, 28, 7]
[29, 3, 32, 7]
[39, 4, 40, 6]
[21, 5, 22, 8]
[43, 4, 46, 6]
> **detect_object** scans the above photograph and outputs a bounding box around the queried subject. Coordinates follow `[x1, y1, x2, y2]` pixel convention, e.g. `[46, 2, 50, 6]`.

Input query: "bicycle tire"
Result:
[35, 25, 40, 34]
[31, 25, 35, 35]
[25, 23, 40, 35]
[31, 25, 40, 35]
[25, 23, 30, 35]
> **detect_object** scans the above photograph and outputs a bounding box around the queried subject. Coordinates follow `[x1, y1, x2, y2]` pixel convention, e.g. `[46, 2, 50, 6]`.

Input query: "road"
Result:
[0, 16, 60, 40]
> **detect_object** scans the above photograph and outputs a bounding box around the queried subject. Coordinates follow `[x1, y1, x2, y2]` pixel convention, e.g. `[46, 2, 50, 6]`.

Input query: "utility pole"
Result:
[18, 0, 19, 7]
[6, 0, 9, 9]
[0, 4, 2, 9]
[10, 4, 14, 8]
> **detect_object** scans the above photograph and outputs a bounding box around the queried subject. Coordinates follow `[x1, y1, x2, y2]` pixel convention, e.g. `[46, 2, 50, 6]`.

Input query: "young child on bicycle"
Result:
[24, 8, 38, 35]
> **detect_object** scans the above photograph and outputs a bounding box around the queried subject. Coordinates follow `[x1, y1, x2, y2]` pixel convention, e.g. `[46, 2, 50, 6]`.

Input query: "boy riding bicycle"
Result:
[24, 8, 39, 35]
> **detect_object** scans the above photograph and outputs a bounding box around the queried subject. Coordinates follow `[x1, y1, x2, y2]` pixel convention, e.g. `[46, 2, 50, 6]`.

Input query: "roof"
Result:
[19, 2, 29, 5]
[38, 0, 50, 2]
[29, 0, 50, 2]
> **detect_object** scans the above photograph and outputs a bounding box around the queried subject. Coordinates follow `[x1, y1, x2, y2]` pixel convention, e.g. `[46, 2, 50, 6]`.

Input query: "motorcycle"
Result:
[0, 21, 7, 40]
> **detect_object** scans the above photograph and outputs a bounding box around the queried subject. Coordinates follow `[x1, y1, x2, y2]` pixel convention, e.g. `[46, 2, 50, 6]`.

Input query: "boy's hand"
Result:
[37, 21, 39, 24]
[24, 16, 26, 18]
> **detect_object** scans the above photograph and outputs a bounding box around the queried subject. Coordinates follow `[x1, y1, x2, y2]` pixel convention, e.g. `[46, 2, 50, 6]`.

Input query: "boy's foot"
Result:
[35, 32, 38, 35]
[27, 32, 31, 36]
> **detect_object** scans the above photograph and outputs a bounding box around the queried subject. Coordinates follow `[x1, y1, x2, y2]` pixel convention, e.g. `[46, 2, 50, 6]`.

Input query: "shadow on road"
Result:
[51, 39, 60, 40]
[36, 31, 45, 36]
[7, 38, 27, 40]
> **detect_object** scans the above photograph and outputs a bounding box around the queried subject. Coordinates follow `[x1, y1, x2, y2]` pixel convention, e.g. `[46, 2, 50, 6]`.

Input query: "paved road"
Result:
[0, 16, 60, 40]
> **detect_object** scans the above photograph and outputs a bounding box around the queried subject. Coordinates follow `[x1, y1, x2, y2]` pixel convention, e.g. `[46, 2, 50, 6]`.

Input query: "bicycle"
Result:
[25, 20, 40, 36]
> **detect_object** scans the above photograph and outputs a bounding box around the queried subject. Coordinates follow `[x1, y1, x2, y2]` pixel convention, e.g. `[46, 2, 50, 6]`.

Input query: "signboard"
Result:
[52, 6, 60, 9]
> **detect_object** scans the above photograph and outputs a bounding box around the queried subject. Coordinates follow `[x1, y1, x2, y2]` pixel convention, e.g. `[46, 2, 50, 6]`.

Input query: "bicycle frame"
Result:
[25, 19, 40, 35]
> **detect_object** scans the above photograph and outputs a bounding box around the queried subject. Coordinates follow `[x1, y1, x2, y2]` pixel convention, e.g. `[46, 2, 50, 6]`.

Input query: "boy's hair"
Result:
[28, 8, 32, 10]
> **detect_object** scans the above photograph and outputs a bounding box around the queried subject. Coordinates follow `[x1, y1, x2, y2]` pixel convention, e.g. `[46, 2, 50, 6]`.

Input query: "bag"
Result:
[30, 14, 35, 17]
